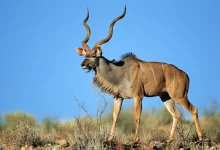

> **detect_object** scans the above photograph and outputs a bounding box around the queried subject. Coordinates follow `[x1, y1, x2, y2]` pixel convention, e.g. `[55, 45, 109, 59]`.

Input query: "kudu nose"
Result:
[81, 63, 86, 69]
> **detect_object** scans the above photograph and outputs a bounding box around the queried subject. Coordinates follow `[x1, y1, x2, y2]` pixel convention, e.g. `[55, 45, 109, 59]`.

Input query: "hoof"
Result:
[103, 140, 114, 149]
[195, 139, 203, 145]
[131, 138, 142, 148]
[131, 141, 140, 148]
[166, 139, 173, 145]
[107, 135, 114, 142]
[133, 137, 139, 144]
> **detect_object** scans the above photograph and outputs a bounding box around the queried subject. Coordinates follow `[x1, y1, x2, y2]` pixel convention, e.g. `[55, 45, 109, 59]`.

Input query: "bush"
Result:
[202, 100, 220, 142]
[1, 112, 41, 149]
[52, 117, 112, 150]
[41, 117, 59, 134]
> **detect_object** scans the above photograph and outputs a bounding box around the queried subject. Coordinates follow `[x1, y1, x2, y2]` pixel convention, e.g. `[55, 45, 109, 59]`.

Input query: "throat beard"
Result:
[93, 74, 119, 96]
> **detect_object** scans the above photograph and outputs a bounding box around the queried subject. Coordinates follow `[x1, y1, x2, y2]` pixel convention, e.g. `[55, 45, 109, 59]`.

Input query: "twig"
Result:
[97, 93, 108, 122]
[186, 122, 195, 140]
[72, 93, 92, 120]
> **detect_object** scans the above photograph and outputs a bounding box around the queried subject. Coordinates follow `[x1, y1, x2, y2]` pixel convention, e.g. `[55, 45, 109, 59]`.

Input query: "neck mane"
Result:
[93, 73, 119, 96]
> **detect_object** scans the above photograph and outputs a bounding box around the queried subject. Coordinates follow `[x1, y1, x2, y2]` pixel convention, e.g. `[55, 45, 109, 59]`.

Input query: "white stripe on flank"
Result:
[173, 68, 175, 93]
[148, 62, 157, 85]
[162, 63, 165, 74]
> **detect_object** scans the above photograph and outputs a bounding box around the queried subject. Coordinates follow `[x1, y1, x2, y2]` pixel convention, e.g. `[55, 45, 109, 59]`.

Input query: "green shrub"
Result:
[202, 100, 220, 141]
[1, 112, 41, 149]
[41, 117, 59, 134]
[0, 114, 3, 130]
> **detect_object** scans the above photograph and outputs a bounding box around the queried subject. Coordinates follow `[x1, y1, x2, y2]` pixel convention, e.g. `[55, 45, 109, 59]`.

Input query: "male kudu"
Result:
[75, 6, 203, 144]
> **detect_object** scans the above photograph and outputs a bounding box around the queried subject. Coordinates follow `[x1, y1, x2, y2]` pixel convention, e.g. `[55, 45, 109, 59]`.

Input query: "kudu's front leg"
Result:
[107, 97, 123, 141]
[133, 97, 142, 143]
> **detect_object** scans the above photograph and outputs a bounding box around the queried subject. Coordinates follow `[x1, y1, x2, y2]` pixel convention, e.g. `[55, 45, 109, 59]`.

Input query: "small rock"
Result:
[0, 144, 6, 150]
[204, 145, 210, 150]
[20, 145, 28, 150]
[216, 144, 220, 148]
[149, 141, 165, 149]
[115, 142, 125, 150]
[28, 146, 33, 150]
[55, 139, 69, 147]
[64, 147, 75, 150]
[44, 146, 52, 150]
[20, 145, 33, 150]
[51, 145, 61, 150]
[209, 146, 217, 150]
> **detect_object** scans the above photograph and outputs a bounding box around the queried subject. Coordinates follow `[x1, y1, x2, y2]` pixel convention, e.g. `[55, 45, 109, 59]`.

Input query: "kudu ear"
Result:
[95, 45, 102, 56]
[76, 47, 87, 56]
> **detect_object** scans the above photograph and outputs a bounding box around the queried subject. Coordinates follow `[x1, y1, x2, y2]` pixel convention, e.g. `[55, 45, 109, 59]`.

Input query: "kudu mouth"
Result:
[81, 64, 93, 72]
[81, 65, 87, 69]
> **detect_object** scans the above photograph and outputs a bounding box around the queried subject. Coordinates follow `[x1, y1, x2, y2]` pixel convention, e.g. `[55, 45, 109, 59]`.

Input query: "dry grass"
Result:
[0, 100, 220, 149]
[0, 112, 42, 149]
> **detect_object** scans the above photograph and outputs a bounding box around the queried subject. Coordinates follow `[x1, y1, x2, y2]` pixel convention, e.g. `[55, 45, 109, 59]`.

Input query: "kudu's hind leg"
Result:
[107, 97, 123, 141]
[163, 99, 181, 144]
[177, 96, 203, 141]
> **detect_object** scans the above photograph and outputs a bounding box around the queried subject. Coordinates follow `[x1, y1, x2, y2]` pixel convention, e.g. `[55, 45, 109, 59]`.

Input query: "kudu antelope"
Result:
[75, 6, 203, 143]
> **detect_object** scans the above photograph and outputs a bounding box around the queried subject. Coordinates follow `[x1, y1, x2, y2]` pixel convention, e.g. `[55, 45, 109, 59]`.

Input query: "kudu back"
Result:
[75, 6, 203, 144]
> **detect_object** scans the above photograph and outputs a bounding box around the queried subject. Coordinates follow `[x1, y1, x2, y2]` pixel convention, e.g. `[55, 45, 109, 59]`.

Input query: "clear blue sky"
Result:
[0, 0, 219, 121]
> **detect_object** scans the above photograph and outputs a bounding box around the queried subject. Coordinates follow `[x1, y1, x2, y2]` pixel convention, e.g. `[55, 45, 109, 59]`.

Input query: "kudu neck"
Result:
[94, 56, 114, 75]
